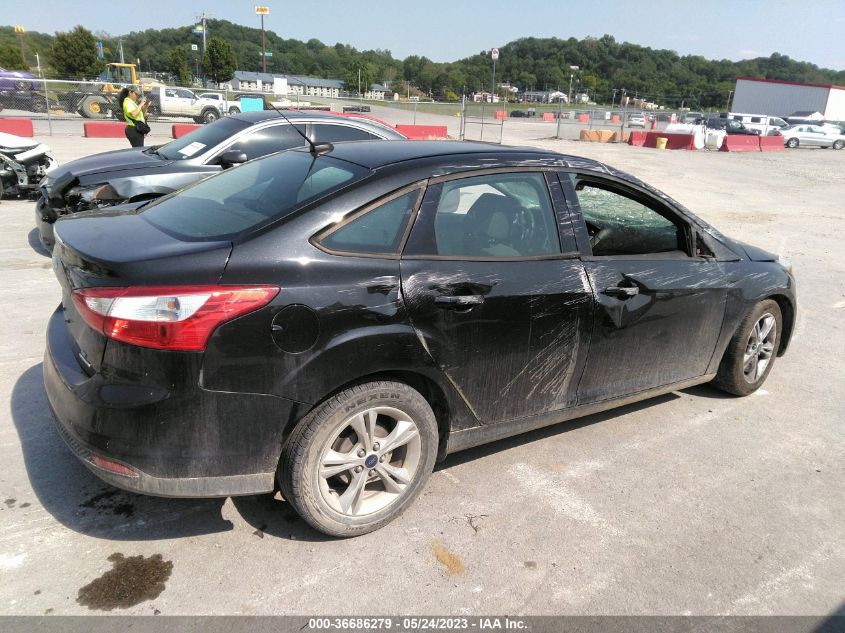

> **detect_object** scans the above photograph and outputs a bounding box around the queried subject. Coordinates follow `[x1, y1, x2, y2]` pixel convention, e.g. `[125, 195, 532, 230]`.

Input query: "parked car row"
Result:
[40, 114, 797, 537]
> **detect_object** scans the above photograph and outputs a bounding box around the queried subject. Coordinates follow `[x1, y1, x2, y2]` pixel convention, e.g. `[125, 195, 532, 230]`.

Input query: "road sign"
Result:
[255, 5, 270, 14]
[191, 44, 198, 51]
[491, 48, 499, 60]
[14, 25, 25, 34]
[260, 51, 273, 57]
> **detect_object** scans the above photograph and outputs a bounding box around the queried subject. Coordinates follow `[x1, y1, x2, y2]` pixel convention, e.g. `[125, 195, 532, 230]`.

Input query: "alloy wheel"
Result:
[317, 407, 422, 517]
[743, 313, 777, 383]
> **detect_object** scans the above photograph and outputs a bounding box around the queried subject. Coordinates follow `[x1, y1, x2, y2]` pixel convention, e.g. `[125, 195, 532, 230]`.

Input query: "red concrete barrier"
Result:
[172, 123, 202, 139]
[542, 113, 555, 122]
[495, 110, 507, 120]
[628, 131, 648, 147]
[0, 118, 34, 137]
[720, 135, 760, 152]
[578, 114, 589, 123]
[643, 131, 696, 150]
[83, 121, 126, 138]
[394, 124, 448, 140]
[759, 136, 785, 152]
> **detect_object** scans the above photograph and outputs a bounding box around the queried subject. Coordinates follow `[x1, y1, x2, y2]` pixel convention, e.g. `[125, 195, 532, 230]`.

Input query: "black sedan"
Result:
[35, 110, 406, 250]
[45, 141, 796, 537]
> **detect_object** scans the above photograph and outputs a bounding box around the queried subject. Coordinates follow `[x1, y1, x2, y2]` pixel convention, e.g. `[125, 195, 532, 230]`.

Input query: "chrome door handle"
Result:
[604, 286, 639, 298]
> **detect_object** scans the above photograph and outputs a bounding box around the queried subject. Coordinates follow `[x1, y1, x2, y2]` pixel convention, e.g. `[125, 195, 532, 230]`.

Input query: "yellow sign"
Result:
[14, 25, 25, 34]
[255, 6, 270, 14]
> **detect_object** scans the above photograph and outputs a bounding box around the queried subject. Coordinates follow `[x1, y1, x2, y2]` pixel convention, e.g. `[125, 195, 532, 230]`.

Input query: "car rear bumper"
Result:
[44, 305, 307, 498]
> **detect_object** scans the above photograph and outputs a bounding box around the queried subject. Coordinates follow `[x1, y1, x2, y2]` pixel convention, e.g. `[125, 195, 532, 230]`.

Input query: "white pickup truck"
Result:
[197, 92, 241, 116]
[145, 86, 224, 123]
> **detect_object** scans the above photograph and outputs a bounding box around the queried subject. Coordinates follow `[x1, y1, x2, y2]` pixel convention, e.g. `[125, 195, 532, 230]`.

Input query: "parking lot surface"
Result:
[0, 130, 842, 616]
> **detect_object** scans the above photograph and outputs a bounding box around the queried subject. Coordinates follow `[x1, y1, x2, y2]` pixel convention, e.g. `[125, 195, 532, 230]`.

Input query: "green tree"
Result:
[0, 44, 24, 70]
[49, 26, 104, 78]
[343, 64, 372, 95]
[202, 37, 236, 84]
[166, 47, 192, 85]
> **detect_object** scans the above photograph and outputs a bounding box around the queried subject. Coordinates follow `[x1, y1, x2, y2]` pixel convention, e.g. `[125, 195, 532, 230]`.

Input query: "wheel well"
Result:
[283, 371, 453, 462]
[767, 294, 795, 355]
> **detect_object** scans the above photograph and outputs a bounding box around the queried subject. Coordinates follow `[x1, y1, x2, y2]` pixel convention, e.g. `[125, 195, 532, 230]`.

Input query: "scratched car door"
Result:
[561, 172, 729, 403]
[400, 171, 593, 424]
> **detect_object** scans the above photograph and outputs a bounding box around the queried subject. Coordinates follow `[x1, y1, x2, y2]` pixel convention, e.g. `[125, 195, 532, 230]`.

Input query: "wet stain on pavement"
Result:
[77, 553, 173, 611]
[80, 489, 136, 518]
[4, 499, 15, 507]
[524, 561, 538, 569]
[431, 541, 465, 576]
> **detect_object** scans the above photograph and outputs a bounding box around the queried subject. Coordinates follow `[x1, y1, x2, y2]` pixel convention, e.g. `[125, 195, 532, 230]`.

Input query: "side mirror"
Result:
[219, 150, 247, 167]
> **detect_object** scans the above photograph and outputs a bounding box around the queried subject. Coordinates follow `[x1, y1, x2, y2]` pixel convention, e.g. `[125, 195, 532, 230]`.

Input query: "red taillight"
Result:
[71, 285, 280, 351]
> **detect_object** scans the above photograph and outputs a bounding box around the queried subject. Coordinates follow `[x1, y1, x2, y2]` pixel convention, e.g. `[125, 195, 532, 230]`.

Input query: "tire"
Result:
[228, 106, 240, 115]
[712, 299, 782, 396]
[146, 104, 161, 120]
[786, 137, 799, 148]
[278, 380, 439, 537]
[80, 96, 108, 119]
[201, 108, 219, 124]
[833, 140, 844, 150]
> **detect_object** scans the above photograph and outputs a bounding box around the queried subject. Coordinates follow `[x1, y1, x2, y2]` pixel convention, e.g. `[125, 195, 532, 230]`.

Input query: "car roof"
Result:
[320, 140, 605, 171]
[228, 109, 371, 124]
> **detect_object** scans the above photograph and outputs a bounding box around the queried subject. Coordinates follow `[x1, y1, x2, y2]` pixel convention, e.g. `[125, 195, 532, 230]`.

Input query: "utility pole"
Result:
[119, 38, 124, 64]
[255, 7, 270, 73]
[14, 25, 26, 67]
[725, 89, 733, 113]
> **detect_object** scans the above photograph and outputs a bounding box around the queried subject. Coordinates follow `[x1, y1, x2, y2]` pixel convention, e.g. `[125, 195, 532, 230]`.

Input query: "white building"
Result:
[732, 77, 845, 121]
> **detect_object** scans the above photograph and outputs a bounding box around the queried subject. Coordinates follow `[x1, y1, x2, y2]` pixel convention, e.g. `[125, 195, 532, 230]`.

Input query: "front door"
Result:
[561, 173, 729, 403]
[401, 171, 592, 424]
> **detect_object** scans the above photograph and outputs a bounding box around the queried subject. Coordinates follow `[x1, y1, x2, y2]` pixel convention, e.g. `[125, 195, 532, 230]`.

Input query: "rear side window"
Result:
[317, 190, 420, 255]
[141, 151, 369, 241]
[226, 123, 306, 160]
[311, 124, 379, 143]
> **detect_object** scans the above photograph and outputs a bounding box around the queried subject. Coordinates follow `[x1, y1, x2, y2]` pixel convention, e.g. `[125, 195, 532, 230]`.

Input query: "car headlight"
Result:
[66, 183, 123, 208]
[777, 257, 793, 274]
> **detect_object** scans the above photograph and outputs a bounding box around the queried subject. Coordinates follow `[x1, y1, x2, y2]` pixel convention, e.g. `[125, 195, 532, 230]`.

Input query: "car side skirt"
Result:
[445, 373, 717, 454]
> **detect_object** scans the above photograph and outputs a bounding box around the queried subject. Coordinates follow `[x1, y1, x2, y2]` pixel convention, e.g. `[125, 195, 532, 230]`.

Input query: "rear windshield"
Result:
[141, 150, 369, 240]
[155, 117, 251, 160]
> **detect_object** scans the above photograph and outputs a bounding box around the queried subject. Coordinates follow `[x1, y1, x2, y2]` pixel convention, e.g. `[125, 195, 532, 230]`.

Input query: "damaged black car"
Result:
[45, 141, 796, 537]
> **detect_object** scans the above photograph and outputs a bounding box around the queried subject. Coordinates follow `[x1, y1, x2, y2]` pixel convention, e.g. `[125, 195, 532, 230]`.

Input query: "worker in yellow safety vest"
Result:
[119, 85, 150, 147]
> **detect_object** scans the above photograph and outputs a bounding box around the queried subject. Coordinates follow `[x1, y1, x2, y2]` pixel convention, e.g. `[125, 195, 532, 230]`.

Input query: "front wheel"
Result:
[712, 299, 782, 396]
[228, 106, 240, 115]
[786, 137, 799, 148]
[833, 140, 844, 150]
[279, 381, 438, 537]
[146, 104, 161, 120]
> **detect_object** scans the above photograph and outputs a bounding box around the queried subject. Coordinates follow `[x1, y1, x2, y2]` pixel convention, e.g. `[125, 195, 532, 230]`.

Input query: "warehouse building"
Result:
[732, 77, 845, 120]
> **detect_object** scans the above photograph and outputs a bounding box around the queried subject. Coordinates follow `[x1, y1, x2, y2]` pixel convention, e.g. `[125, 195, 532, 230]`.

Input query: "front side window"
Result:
[407, 172, 561, 258]
[573, 180, 685, 256]
[317, 189, 419, 255]
[156, 117, 250, 161]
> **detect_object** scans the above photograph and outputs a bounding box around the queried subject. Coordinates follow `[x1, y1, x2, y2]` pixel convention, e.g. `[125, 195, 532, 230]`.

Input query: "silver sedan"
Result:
[781, 124, 845, 149]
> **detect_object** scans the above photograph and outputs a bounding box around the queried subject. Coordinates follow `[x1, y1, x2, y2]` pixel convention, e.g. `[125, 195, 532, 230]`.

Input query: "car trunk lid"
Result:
[52, 210, 232, 372]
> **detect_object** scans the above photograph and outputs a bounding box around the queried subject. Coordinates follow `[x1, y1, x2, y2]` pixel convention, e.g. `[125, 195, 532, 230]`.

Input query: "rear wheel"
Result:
[201, 108, 219, 124]
[146, 104, 161, 120]
[786, 137, 799, 148]
[712, 299, 782, 396]
[279, 381, 438, 537]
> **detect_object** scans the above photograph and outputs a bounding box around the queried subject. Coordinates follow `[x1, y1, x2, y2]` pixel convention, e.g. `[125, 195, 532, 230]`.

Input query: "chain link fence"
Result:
[0, 76, 714, 141]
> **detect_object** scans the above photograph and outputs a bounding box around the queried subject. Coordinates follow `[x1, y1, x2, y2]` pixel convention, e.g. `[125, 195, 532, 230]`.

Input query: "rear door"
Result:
[560, 172, 729, 403]
[400, 170, 592, 424]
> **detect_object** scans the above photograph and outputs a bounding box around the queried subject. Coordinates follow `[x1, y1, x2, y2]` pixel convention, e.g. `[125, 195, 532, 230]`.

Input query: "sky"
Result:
[3, 0, 845, 71]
